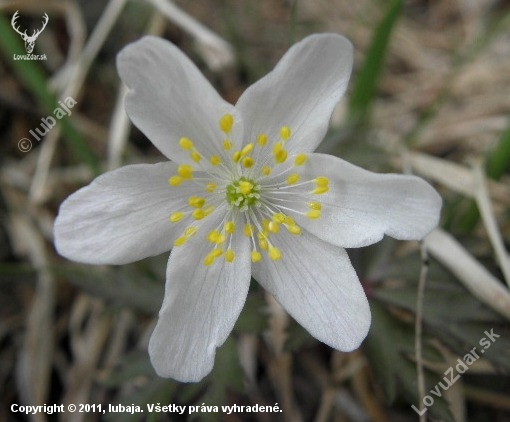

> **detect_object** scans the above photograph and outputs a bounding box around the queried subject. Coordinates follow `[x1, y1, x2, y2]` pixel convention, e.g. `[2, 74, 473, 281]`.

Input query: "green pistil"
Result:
[226, 177, 261, 210]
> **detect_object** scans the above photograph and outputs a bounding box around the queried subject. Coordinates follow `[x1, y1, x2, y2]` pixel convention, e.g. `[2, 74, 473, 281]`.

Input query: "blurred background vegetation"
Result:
[1, 0, 510, 421]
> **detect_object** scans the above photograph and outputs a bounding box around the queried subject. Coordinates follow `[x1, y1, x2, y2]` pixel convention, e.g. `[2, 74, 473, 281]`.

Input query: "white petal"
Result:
[291, 153, 442, 248]
[149, 216, 251, 382]
[252, 230, 370, 351]
[117, 36, 242, 163]
[236, 34, 352, 153]
[54, 162, 205, 265]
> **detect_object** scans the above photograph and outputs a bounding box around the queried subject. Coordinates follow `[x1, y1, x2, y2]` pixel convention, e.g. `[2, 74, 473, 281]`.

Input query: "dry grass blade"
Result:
[424, 228, 510, 320]
[473, 164, 510, 287]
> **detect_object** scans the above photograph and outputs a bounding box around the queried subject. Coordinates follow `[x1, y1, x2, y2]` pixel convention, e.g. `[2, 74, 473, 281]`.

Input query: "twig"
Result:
[415, 242, 429, 422]
[473, 163, 510, 287]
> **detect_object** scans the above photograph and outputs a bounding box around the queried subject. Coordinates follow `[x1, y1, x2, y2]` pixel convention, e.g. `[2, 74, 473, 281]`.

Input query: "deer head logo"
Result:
[11, 11, 49, 54]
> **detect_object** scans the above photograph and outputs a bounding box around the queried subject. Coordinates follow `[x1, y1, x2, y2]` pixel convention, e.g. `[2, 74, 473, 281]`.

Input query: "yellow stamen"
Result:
[177, 164, 193, 179]
[308, 201, 322, 210]
[184, 226, 198, 237]
[174, 237, 187, 246]
[241, 143, 254, 156]
[287, 224, 301, 235]
[243, 224, 254, 237]
[170, 212, 184, 223]
[192, 209, 205, 220]
[272, 213, 286, 224]
[207, 230, 225, 244]
[307, 209, 321, 219]
[280, 126, 291, 141]
[225, 249, 235, 263]
[287, 174, 300, 185]
[251, 250, 262, 262]
[225, 221, 236, 234]
[210, 155, 222, 166]
[219, 113, 234, 133]
[242, 157, 254, 168]
[315, 176, 329, 187]
[294, 153, 307, 166]
[232, 151, 242, 163]
[261, 166, 272, 176]
[168, 175, 183, 186]
[312, 186, 329, 195]
[268, 221, 280, 234]
[190, 151, 201, 163]
[268, 246, 281, 260]
[205, 183, 217, 192]
[257, 134, 268, 146]
[179, 137, 194, 150]
[188, 196, 205, 208]
[223, 140, 233, 151]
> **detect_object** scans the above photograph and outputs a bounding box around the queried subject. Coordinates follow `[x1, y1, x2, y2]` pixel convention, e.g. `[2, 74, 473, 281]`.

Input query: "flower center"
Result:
[226, 178, 261, 211]
[165, 113, 329, 267]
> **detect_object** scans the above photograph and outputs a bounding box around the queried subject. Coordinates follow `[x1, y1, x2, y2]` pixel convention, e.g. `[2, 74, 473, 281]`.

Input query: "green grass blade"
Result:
[348, 0, 403, 124]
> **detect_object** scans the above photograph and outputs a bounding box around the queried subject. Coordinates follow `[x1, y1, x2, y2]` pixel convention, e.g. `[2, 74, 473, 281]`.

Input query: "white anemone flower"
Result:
[54, 34, 441, 382]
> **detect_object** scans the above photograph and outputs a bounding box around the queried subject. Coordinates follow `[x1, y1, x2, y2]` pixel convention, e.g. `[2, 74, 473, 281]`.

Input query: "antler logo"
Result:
[11, 11, 49, 54]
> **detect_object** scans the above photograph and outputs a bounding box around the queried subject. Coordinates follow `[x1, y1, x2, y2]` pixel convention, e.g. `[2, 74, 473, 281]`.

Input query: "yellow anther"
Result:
[219, 113, 234, 133]
[174, 237, 187, 246]
[223, 140, 233, 150]
[184, 226, 198, 237]
[225, 249, 235, 263]
[179, 137, 194, 150]
[268, 246, 281, 260]
[170, 212, 185, 223]
[239, 181, 253, 195]
[168, 175, 183, 186]
[210, 155, 222, 166]
[203, 206, 215, 216]
[257, 133, 268, 146]
[312, 186, 329, 195]
[307, 209, 322, 219]
[188, 196, 205, 208]
[251, 250, 262, 262]
[241, 143, 254, 156]
[283, 215, 295, 225]
[232, 151, 242, 163]
[190, 151, 201, 163]
[192, 209, 205, 220]
[308, 201, 322, 210]
[203, 255, 215, 266]
[268, 221, 280, 234]
[287, 174, 300, 185]
[207, 230, 225, 244]
[243, 224, 254, 237]
[225, 221, 236, 234]
[294, 153, 307, 166]
[280, 126, 291, 141]
[262, 219, 271, 232]
[261, 166, 272, 176]
[274, 148, 288, 163]
[258, 237, 268, 251]
[287, 224, 301, 235]
[242, 157, 254, 168]
[272, 213, 286, 224]
[177, 164, 193, 179]
[205, 183, 217, 193]
[315, 176, 329, 187]
[210, 248, 223, 258]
